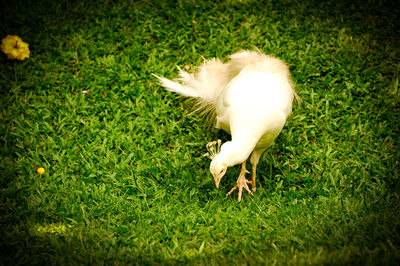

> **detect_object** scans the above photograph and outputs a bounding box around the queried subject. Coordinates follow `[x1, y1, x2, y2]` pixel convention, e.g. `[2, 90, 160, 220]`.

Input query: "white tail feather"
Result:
[152, 73, 200, 98]
[152, 58, 231, 124]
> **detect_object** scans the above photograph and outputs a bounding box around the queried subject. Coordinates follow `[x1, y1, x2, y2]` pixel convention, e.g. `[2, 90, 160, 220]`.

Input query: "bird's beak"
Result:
[214, 177, 221, 189]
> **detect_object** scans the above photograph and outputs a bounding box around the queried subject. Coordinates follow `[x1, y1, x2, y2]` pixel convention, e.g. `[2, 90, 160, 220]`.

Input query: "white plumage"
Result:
[154, 50, 298, 201]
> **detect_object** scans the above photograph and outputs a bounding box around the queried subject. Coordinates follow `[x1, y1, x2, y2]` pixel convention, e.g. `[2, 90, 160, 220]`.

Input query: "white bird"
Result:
[153, 50, 298, 201]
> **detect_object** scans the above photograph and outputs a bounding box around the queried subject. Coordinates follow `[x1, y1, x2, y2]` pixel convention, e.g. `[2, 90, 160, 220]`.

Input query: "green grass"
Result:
[1, 0, 399, 264]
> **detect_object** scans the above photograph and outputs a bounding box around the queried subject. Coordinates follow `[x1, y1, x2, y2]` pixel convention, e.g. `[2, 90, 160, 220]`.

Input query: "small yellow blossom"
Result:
[37, 167, 45, 175]
[1, 35, 30, 61]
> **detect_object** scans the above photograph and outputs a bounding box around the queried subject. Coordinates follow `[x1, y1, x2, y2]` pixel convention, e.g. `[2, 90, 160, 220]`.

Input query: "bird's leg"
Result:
[226, 161, 253, 202]
[249, 148, 265, 192]
[251, 163, 257, 192]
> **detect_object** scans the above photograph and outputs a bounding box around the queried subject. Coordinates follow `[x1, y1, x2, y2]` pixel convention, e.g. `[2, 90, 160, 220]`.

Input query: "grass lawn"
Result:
[1, 0, 399, 264]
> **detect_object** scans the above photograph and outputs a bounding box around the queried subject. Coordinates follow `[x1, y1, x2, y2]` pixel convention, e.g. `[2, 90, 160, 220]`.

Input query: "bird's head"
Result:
[210, 159, 227, 188]
[205, 140, 229, 188]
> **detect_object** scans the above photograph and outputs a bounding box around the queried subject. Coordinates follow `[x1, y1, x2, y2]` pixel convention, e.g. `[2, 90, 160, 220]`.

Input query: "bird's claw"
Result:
[226, 176, 253, 202]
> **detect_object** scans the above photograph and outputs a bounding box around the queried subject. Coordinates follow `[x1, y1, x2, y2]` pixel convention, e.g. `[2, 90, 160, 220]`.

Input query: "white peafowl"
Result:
[153, 50, 298, 201]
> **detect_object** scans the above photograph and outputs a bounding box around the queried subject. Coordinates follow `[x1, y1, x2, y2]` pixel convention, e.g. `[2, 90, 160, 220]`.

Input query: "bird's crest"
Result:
[203, 139, 222, 160]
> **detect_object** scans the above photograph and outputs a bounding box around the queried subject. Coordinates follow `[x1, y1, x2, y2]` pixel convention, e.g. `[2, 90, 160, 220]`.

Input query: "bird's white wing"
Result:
[216, 68, 292, 142]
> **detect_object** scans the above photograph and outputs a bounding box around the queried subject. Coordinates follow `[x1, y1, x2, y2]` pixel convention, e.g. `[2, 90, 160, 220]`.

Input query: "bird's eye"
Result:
[220, 169, 224, 174]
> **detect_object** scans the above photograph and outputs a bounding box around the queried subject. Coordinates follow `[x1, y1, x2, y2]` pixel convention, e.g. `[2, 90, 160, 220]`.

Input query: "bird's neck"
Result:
[218, 139, 257, 167]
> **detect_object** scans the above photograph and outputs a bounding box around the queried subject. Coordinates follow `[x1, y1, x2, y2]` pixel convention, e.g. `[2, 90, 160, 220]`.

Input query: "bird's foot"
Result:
[226, 162, 253, 202]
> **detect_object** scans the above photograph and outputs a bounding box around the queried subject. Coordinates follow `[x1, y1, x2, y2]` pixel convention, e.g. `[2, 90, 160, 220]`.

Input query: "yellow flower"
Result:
[1, 35, 30, 61]
[37, 167, 45, 175]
